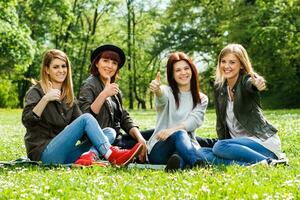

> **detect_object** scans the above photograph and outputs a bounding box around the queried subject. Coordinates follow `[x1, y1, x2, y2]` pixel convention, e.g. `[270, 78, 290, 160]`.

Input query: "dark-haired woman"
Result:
[78, 44, 151, 163]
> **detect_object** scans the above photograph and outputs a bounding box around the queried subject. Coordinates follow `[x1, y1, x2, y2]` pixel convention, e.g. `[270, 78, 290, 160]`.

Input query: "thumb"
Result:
[48, 81, 53, 89]
[105, 76, 111, 86]
[155, 71, 161, 83]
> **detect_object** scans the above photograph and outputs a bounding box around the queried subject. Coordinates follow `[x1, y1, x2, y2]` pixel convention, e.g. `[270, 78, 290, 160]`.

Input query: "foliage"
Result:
[0, 109, 299, 199]
[0, 78, 19, 108]
[154, 0, 300, 108]
[0, 1, 35, 72]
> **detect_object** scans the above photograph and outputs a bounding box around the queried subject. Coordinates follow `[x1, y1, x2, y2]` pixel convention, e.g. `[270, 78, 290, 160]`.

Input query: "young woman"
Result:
[22, 49, 142, 166]
[148, 52, 209, 170]
[78, 44, 152, 163]
[205, 43, 287, 166]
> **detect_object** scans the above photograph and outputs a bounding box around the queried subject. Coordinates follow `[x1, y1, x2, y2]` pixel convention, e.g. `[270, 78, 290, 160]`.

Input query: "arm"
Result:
[22, 85, 60, 127]
[245, 73, 266, 93]
[181, 93, 208, 132]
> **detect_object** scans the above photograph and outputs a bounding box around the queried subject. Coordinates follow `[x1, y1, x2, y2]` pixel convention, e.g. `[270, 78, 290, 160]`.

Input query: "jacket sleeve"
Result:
[244, 74, 259, 93]
[214, 87, 227, 139]
[78, 83, 97, 116]
[22, 87, 43, 128]
[182, 93, 208, 132]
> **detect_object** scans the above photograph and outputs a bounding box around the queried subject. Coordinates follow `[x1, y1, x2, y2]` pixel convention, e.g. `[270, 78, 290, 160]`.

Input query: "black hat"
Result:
[90, 44, 126, 68]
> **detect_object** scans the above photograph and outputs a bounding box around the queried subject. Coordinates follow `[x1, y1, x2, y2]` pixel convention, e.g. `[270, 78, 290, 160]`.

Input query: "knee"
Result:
[212, 140, 228, 154]
[81, 113, 93, 120]
[172, 130, 188, 140]
[103, 127, 117, 144]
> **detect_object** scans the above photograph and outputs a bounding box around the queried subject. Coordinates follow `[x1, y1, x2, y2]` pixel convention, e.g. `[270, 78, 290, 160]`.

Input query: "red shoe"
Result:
[107, 143, 143, 166]
[74, 151, 107, 167]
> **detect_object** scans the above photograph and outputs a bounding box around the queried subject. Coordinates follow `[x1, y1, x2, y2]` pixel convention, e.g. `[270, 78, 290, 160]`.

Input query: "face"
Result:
[173, 60, 192, 89]
[220, 53, 242, 83]
[96, 58, 118, 81]
[46, 58, 68, 86]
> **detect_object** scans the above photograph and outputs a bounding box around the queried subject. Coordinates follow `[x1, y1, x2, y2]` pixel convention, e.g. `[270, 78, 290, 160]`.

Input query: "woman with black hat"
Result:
[78, 44, 151, 163]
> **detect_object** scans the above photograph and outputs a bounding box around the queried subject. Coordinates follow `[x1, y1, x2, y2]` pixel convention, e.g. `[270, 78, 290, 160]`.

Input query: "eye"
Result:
[62, 64, 67, 68]
[221, 60, 226, 64]
[230, 61, 236, 65]
[112, 61, 118, 66]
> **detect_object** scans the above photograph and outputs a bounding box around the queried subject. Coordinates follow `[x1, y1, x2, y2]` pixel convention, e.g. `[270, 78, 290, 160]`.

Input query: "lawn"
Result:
[0, 109, 299, 199]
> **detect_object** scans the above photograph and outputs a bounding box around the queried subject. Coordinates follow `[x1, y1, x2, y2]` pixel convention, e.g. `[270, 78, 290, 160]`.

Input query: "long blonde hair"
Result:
[215, 43, 257, 87]
[40, 49, 74, 106]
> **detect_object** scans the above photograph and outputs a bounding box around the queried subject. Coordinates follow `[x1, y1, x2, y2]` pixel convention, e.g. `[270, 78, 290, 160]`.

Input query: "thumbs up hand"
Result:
[149, 71, 162, 96]
[43, 81, 61, 102]
[250, 73, 266, 91]
[103, 76, 120, 97]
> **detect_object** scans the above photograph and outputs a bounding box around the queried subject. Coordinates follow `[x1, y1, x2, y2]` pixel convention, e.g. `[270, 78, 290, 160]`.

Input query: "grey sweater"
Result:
[147, 85, 208, 153]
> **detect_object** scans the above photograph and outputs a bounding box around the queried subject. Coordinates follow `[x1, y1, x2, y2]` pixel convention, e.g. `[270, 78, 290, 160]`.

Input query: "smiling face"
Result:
[46, 58, 68, 88]
[173, 60, 192, 90]
[220, 53, 242, 85]
[96, 58, 118, 82]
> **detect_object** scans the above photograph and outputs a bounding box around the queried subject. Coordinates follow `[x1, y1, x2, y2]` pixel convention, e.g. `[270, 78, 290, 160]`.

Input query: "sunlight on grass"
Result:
[0, 108, 299, 199]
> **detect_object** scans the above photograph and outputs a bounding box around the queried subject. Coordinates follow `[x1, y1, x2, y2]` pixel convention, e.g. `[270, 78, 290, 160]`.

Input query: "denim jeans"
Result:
[148, 130, 202, 168]
[41, 113, 116, 164]
[115, 129, 154, 149]
[211, 137, 277, 165]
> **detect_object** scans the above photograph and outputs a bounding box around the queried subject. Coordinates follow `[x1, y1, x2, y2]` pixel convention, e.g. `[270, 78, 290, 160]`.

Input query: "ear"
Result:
[45, 67, 50, 75]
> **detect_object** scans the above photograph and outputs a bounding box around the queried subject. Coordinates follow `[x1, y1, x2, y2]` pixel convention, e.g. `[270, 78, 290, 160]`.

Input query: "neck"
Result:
[227, 76, 238, 89]
[51, 82, 62, 90]
[178, 85, 190, 92]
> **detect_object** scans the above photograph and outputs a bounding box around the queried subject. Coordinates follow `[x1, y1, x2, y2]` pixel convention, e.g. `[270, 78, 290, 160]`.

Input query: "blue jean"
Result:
[210, 137, 277, 165]
[41, 113, 116, 164]
[148, 130, 202, 168]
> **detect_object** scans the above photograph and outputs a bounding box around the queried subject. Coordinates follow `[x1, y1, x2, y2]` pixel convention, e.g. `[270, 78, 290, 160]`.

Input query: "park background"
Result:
[0, 0, 299, 109]
[0, 0, 299, 199]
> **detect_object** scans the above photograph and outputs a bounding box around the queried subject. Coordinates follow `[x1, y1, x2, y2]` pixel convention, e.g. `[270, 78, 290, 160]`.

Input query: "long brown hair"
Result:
[40, 49, 74, 106]
[166, 52, 201, 108]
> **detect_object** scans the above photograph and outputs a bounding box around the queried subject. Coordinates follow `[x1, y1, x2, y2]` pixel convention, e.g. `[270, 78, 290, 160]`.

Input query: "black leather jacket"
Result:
[214, 73, 277, 141]
[78, 75, 137, 136]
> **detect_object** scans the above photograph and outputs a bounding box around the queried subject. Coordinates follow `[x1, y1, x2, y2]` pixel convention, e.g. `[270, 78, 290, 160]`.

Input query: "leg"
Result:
[212, 137, 277, 164]
[171, 130, 202, 166]
[41, 113, 111, 164]
[148, 140, 175, 165]
[116, 129, 154, 149]
[197, 147, 247, 166]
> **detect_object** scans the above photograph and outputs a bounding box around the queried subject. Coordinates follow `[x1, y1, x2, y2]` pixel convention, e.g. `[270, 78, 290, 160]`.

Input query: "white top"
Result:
[147, 85, 208, 153]
[226, 99, 284, 159]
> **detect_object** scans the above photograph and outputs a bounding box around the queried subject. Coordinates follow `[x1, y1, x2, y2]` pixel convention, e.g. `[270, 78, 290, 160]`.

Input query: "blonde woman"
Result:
[210, 43, 287, 165]
[22, 49, 142, 166]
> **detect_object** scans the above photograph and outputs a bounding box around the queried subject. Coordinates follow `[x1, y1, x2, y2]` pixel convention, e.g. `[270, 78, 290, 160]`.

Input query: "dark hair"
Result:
[166, 52, 201, 108]
[90, 50, 121, 82]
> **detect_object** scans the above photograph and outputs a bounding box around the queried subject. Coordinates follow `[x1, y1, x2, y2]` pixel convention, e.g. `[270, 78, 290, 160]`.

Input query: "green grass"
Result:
[0, 108, 299, 199]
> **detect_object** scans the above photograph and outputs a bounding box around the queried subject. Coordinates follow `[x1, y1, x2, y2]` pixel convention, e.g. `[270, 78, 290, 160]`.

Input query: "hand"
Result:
[149, 71, 161, 95]
[251, 74, 266, 91]
[137, 138, 147, 163]
[156, 128, 174, 141]
[103, 76, 120, 97]
[43, 81, 61, 102]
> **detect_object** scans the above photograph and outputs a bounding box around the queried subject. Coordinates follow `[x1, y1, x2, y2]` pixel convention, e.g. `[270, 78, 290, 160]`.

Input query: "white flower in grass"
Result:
[252, 194, 258, 199]
[57, 189, 63, 193]
[201, 185, 210, 193]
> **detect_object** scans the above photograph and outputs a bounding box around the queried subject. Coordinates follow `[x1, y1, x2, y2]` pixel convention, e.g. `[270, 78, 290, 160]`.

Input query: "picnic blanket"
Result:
[0, 157, 166, 170]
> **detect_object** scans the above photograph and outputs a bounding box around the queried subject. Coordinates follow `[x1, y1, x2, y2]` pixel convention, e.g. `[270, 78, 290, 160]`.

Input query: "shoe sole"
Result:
[165, 155, 180, 172]
[120, 144, 143, 166]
